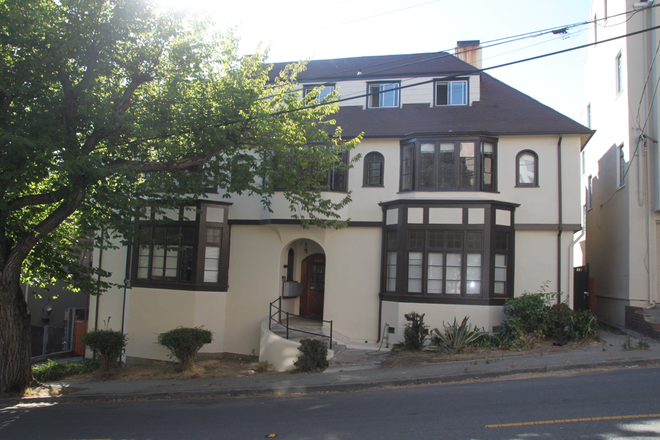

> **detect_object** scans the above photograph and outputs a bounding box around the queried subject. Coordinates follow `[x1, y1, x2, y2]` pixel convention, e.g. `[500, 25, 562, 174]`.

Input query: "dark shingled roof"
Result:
[269, 52, 593, 142]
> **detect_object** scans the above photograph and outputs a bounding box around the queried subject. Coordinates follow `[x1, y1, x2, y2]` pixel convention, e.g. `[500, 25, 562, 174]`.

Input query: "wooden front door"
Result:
[300, 253, 325, 318]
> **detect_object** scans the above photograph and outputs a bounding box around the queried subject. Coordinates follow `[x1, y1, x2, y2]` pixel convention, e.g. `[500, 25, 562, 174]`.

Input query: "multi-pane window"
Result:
[435, 80, 468, 106]
[381, 203, 515, 303]
[400, 138, 497, 191]
[368, 82, 400, 108]
[133, 203, 230, 290]
[324, 151, 348, 192]
[137, 224, 195, 282]
[494, 232, 510, 295]
[303, 84, 336, 102]
[364, 152, 384, 186]
[386, 231, 398, 292]
[405, 230, 483, 296]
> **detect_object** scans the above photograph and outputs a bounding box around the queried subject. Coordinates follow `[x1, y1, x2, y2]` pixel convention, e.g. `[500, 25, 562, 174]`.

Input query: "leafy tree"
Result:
[0, 0, 359, 393]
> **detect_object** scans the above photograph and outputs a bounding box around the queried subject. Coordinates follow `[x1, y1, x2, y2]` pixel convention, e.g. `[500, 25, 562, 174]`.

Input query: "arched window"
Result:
[363, 152, 384, 186]
[516, 150, 538, 187]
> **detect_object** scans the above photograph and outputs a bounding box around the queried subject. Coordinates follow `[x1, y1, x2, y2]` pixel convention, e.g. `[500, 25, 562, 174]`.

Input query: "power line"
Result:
[116, 22, 660, 150]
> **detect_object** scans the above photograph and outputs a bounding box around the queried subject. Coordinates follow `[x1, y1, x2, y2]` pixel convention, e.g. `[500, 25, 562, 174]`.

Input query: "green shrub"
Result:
[403, 312, 428, 351]
[32, 359, 99, 382]
[293, 338, 328, 372]
[503, 287, 555, 335]
[571, 310, 599, 339]
[157, 326, 213, 371]
[425, 316, 486, 353]
[498, 317, 531, 350]
[472, 327, 500, 348]
[81, 329, 127, 370]
[546, 303, 574, 339]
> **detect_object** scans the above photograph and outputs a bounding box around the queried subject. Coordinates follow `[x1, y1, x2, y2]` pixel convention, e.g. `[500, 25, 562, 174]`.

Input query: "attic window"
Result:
[303, 84, 335, 102]
[368, 82, 400, 108]
[435, 80, 468, 106]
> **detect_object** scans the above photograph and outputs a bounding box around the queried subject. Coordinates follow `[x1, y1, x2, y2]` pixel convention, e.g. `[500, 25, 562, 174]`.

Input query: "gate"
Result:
[573, 264, 590, 312]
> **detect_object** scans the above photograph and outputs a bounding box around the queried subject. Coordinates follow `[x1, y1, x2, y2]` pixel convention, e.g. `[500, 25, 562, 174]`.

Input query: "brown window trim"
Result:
[379, 200, 516, 304]
[363, 151, 385, 187]
[130, 201, 231, 292]
[399, 136, 498, 192]
[515, 149, 539, 187]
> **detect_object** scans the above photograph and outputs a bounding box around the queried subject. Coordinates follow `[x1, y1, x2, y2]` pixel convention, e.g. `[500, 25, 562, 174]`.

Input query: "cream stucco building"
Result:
[90, 44, 592, 367]
[581, 0, 660, 333]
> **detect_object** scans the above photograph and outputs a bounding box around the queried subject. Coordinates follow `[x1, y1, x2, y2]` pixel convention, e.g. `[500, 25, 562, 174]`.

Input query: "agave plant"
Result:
[425, 316, 486, 353]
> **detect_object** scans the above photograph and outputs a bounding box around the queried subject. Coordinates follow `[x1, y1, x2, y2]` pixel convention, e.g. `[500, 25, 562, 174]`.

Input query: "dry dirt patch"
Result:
[381, 338, 607, 368]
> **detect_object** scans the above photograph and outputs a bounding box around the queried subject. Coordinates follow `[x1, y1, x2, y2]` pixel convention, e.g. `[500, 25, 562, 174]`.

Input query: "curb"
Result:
[5, 357, 660, 406]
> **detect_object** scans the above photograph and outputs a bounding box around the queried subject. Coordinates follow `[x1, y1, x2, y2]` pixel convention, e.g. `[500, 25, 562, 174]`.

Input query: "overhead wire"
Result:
[110, 7, 660, 151]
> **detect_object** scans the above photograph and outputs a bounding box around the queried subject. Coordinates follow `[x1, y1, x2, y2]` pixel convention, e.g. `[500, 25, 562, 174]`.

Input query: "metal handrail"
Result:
[269, 297, 333, 349]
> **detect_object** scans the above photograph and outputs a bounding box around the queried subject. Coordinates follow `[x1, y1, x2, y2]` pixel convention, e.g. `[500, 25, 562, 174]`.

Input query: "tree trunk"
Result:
[0, 280, 32, 394]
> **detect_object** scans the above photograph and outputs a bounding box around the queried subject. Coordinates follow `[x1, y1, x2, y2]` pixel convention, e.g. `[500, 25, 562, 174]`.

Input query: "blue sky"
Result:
[158, 0, 593, 122]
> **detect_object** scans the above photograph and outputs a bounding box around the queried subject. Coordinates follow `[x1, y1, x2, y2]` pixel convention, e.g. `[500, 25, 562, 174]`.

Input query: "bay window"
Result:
[132, 202, 231, 291]
[400, 137, 497, 192]
[380, 201, 515, 305]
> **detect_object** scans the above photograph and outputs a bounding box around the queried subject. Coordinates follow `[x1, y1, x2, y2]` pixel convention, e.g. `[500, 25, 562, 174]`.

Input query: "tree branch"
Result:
[1, 188, 86, 289]
[109, 150, 221, 173]
[6, 192, 65, 211]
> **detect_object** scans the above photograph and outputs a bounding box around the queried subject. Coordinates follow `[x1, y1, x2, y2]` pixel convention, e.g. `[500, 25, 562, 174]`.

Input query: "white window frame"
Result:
[303, 84, 335, 102]
[368, 82, 400, 108]
[615, 52, 623, 95]
[435, 80, 468, 106]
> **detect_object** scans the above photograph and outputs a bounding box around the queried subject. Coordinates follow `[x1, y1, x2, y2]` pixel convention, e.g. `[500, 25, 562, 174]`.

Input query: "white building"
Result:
[581, 0, 660, 335]
[91, 44, 592, 368]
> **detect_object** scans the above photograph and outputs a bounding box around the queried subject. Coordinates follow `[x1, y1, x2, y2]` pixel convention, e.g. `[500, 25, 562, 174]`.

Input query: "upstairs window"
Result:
[303, 84, 335, 102]
[435, 80, 468, 106]
[323, 150, 349, 192]
[368, 82, 400, 108]
[363, 152, 384, 186]
[516, 150, 539, 187]
[400, 137, 497, 192]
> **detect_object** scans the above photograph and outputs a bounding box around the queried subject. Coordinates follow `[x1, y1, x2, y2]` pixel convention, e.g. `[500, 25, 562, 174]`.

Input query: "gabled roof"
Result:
[268, 52, 593, 143]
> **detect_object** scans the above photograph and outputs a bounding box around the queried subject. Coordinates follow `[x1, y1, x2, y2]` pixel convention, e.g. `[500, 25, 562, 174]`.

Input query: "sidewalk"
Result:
[8, 330, 660, 405]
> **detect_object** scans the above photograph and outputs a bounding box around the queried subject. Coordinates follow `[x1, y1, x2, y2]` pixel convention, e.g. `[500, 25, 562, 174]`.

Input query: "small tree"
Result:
[81, 330, 127, 370]
[0, 0, 360, 393]
[403, 312, 427, 350]
[157, 327, 213, 371]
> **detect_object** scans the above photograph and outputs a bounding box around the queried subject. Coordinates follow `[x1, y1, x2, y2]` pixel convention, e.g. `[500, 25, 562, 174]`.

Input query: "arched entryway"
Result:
[300, 253, 325, 318]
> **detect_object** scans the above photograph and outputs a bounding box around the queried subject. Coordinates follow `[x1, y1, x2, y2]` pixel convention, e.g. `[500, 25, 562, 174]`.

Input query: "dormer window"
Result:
[435, 80, 468, 106]
[368, 82, 400, 108]
[303, 84, 335, 102]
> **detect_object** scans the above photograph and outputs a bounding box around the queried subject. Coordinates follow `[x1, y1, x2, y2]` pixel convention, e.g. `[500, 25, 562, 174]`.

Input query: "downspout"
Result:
[557, 135, 564, 304]
[120, 242, 132, 364]
[94, 225, 104, 331]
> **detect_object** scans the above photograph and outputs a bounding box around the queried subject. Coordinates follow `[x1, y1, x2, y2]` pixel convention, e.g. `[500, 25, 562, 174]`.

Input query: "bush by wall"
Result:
[293, 338, 328, 372]
[403, 312, 428, 351]
[156, 326, 213, 371]
[81, 329, 127, 370]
